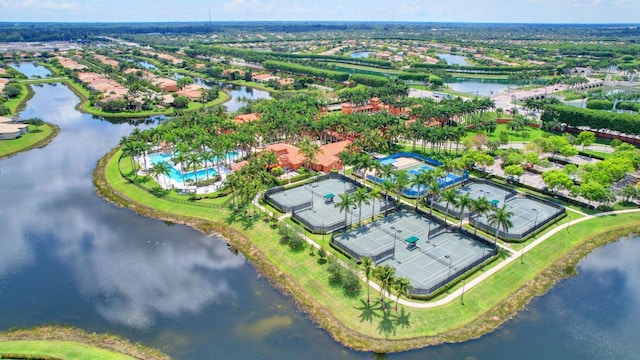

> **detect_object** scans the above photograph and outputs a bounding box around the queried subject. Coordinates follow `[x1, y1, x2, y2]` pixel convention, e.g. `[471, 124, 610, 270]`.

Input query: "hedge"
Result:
[263, 60, 349, 82]
[542, 104, 640, 135]
[350, 74, 390, 87]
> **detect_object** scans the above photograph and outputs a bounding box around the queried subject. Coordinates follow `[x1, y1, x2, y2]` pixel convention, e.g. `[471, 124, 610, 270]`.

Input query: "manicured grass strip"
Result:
[0, 123, 59, 159]
[0, 340, 135, 360]
[96, 146, 640, 352]
[0, 326, 168, 360]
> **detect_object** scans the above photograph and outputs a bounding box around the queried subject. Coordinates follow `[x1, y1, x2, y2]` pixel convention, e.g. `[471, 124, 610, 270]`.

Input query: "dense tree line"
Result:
[542, 104, 640, 135]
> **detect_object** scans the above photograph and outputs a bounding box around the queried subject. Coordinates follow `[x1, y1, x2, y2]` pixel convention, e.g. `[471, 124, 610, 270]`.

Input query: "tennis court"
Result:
[332, 210, 495, 295]
[474, 194, 564, 240]
[367, 152, 467, 198]
[265, 174, 395, 233]
[433, 180, 515, 217]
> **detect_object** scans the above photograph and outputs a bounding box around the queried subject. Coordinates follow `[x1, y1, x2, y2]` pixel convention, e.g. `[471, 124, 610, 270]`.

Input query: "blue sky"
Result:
[1, 0, 638, 23]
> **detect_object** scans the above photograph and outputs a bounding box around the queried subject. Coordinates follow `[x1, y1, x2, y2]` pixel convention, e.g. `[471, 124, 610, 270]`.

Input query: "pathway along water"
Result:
[1, 80, 639, 359]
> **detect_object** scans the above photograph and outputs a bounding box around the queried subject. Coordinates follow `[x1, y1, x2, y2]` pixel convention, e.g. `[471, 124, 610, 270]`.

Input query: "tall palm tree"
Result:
[352, 187, 371, 226]
[427, 180, 441, 216]
[411, 169, 434, 210]
[361, 257, 373, 303]
[471, 196, 493, 236]
[149, 161, 171, 188]
[441, 188, 458, 224]
[488, 204, 514, 244]
[298, 135, 323, 171]
[392, 170, 410, 203]
[187, 152, 202, 189]
[373, 265, 396, 308]
[335, 192, 356, 228]
[369, 188, 382, 221]
[172, 151, 189, 186]
[393, 277, 413, 312]
[456, 193, 473, 229]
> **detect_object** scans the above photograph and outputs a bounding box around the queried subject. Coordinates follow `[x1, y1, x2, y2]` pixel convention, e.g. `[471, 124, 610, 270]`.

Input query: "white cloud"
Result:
[1, 0, 77, 10]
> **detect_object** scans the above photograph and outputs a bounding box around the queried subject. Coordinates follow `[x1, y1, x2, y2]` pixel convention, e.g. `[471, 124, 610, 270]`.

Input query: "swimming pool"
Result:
[148, 152, 238, 184]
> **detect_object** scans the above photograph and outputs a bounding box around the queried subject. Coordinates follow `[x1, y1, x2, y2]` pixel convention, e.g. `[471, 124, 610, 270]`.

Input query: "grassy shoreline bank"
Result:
[93, 147, 640, 353]
[0, 325, 169, 360]
[0, 122, 59, 159]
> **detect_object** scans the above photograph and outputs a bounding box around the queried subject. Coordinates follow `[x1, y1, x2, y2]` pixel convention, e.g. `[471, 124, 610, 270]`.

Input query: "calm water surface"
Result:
[437, 53, 473, 67]
[1, 69, 639, 359]
[9, 62, 52, 78]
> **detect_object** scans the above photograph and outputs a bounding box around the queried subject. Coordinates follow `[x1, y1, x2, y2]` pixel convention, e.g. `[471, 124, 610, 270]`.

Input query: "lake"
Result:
[437, 53, 473, 67]
[1, 65, 639, 360]
[9, 62, 52, 78]
[350, 52, 372, 58]
[445, 78, 514, 97]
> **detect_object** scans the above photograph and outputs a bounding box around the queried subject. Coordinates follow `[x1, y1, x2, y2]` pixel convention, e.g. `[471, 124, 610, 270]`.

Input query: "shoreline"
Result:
[0, 122, 60, 160]
[0, 325, 169, 360]
[92, 146, 640, 352]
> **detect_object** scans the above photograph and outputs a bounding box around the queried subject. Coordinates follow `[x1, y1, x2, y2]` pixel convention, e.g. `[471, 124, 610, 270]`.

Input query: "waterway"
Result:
[445, 78, 513, 97]
[1, 65, 639, 359]
[437, 53, 473, 67]
[350, 51, 372, 58]
[8, 62, 52, 78]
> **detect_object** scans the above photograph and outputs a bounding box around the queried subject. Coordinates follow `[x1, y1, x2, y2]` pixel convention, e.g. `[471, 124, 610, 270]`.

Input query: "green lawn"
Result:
[100, 148, 640, 351]
[0, 340, 136, 360]
[464, 123, 545, 143]
[0, 123, 58, 159]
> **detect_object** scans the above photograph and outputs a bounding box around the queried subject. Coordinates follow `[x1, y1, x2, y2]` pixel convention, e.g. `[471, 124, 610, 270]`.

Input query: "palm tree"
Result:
[456, 193, 473, 229]
[411, 169, 434, 210]
[352, 187, 371, 226]
[172, 151, 189, 186]
[441, 188, 458, 225]
[335, 192, 355, 228]
[488, 204, 514, 244]
[298, 135, 323, 171]
[149, 161, 171, 188]
[471, 196, 492, 236]
[187, 152, 202, 189]
[427, 179, 441, 216]
[361, 257, 373, 303]
[392, 170, 410, 203]
[373, 265, 396, 308]
[369, 188, 382, 221]
[393, 277, 413, 312]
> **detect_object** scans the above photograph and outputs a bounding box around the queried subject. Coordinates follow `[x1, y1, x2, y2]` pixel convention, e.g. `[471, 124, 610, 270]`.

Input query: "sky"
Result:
[0, 0, 638, 24]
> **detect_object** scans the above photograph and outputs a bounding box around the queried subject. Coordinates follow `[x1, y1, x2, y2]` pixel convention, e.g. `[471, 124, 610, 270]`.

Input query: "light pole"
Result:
[523, 208, 538, 264]
[391, 226, 400, 259]
[445, 255, 452, 283]
[461, 279, 466, 305]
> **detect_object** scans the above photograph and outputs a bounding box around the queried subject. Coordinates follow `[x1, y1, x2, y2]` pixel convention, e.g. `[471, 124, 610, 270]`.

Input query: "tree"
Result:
[177, 76, 194, 90]
[352, 187, 371, 226]
[620, 184, 639, 203]
[471, 197, 493, 236]
[411, 169, 434, 210]
[504, 164, 524, 179]
[369, 188, 382, 221]
[488, 205, 514, 244]
[298, 135, 323, 171]
[173, 95, 189, 108]
[27, 117, 44, 131]
[392, 170, 410, 203]
[360, 257, 373, 303]
[441, 188, 458, 224]
[456, 193, 473, 229]
[542, 170, 573, 193]
[149, 161, 171, 188]
[575, 131, 596, 150]
[580, 181, 609, 206]
[2, 84, 21, 98]
[373, 265, 396, 308]
[335, 192, 355, 228]
[393, 277, 413, 312]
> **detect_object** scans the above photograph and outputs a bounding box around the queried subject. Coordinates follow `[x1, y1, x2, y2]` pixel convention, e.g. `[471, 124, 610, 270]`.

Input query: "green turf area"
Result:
[0, 340, 136, 360]
[0, 123, 58, 159]
[100, 147, 640, 351]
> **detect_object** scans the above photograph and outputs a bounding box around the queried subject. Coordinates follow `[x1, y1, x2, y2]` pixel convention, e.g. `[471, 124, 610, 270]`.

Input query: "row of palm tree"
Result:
[360, 258, 413, 312]
[334, 187, 384, 228]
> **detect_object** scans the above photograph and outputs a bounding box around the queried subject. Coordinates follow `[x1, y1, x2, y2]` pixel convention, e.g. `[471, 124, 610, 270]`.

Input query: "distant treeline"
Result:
[412, 62, 554, 74]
